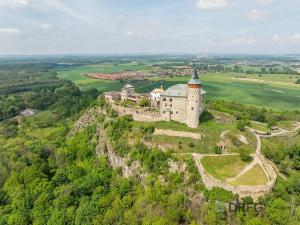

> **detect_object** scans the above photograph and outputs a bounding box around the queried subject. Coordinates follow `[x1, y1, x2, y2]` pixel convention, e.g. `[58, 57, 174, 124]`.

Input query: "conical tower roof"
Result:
[188, 69, 202, 85]
[192, 69, 199, 79]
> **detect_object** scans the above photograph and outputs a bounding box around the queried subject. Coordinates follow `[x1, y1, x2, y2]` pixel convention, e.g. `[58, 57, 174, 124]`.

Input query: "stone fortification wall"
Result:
[112, 104, 163, 122]
[192, 130, 277, 200]
[193, 154, 276, 200]
[154, 128, 202, 140]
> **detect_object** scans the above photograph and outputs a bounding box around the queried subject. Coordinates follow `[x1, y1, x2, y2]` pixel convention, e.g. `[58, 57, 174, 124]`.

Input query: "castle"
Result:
[104, 69, 206, 128]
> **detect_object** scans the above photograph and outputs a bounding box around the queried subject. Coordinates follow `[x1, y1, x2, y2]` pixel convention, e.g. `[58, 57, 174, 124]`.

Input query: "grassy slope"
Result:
[277, 121, 296, 130]
[262, 133, 300, 151]
[225, 130, 257, 153]
[250, 122, 270, 132]
[133, 120, 235, 154]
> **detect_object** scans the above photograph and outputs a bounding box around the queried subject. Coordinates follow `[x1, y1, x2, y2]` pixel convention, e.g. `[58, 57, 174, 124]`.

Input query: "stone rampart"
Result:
[112, 104, 163, 122]
[192, 129, 277, 200]
[154, 128, 202, 139]
[193, 154, 275, 200]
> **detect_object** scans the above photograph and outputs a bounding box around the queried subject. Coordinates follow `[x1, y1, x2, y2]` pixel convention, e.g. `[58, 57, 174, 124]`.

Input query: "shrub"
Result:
[239, 147, 252, 162]
[140, 125, 155, 135]
[229, 134, 242, 147]
[237, 120, 250, 131]
[200, 110, 214, 123]
[138, 97, 151, 107]
[214, 146, 222, 154]
[268, 120, 277, 128]
[188, 142, 195, 148]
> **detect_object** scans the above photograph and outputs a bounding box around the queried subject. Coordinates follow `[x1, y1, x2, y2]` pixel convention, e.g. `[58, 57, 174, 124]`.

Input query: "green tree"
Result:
[237, 120, 250, 132]
[265, 198, 290, 225]
[138, 97, 151, 107]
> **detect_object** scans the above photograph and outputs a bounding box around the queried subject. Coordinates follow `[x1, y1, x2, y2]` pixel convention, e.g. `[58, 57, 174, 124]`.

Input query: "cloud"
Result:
[42, 0, 94, 23]
[272, 34, 282, 43]
[288, 33, 300, 42]
[149, 20, 160, 26]
[41, 24, 53, 30]
[246, 9, 268, 20]
[196, 0, 230, 9]
[125, 31, 135, 36]
[255, 0, 274, 6]
[0, 0, 28, 8]
[233, 37, 256, 44]
[0, 28, 21, 34]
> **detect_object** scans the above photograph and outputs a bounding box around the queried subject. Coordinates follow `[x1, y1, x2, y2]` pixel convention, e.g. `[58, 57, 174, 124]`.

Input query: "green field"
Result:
[201, 155, 250, 180]
[56, 63, 300, 110]
[230, 164, 268, 186]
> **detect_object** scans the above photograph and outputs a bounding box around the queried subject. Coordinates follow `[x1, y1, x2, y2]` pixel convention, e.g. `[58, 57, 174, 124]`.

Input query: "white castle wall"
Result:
[160, 97, 187, 124]
[186, 87, 202, 128]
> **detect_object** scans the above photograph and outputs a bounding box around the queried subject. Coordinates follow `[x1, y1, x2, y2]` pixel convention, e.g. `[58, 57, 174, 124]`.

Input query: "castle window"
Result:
[165, 103, 167, 107]
[191, 107, 194, 110]
[176, 111, 178, 114]
[170, 111, 173, 114]
[170, 104, 172, 107]
[169, 98, 173, 102]
[163, 110, 166, 114]
[163, 98, 166, 101]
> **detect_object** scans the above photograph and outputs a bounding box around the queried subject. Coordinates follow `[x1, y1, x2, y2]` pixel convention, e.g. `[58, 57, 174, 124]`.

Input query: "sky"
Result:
[0, 0, 300, 55]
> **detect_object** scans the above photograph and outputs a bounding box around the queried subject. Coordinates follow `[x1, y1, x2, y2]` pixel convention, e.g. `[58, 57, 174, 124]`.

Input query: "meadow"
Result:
[201, 155, 250, 180]
[56, 63, 300, 111]
[229, 164, 268, 186]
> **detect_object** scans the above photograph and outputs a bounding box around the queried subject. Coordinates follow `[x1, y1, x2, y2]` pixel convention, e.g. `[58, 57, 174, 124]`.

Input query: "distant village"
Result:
[84, 67, 193, 81]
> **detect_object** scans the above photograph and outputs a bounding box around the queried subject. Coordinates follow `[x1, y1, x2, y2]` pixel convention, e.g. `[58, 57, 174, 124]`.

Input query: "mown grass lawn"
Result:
[230, 164, 268, 186]
[201, 155, 250, 180]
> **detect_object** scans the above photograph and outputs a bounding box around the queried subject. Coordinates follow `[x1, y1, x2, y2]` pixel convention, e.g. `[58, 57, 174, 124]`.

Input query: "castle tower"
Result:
[186, 69, 202, 128]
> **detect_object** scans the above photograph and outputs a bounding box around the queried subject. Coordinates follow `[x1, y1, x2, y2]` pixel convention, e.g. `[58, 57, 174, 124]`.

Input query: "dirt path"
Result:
[220, 130, 229, 139]
[226, 157, 258, 183]
[187, 153, 239, 158]
[189, 127, 279, 199]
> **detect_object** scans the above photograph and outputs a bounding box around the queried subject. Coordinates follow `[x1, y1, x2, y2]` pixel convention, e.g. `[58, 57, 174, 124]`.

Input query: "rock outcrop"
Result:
[95, 125, 148, 180]
[68, 106, 103, 137]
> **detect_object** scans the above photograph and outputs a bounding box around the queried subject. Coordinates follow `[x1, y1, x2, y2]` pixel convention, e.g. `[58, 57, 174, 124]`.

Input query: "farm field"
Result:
[56, 63, 300, 110]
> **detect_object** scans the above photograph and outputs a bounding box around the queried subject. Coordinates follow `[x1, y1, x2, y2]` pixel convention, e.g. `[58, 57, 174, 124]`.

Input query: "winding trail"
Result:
[190, 123, 300, 199]
[225, 157, 258, 183]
